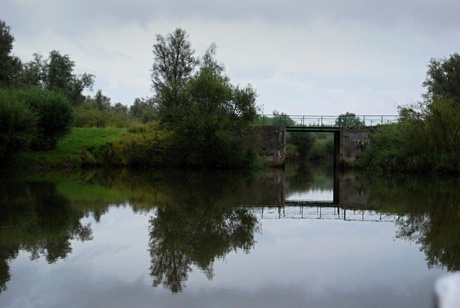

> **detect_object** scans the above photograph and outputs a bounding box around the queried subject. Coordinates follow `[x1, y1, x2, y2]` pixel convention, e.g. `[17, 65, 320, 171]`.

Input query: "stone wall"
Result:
[256, 126, 286, 167]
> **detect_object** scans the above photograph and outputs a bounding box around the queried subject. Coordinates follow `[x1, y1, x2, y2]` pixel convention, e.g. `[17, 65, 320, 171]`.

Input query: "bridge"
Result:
[256, 114, 399, 166]
[258, 114, 399, 132]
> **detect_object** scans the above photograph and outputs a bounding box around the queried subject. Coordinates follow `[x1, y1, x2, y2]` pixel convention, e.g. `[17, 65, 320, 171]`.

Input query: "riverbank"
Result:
[14, 125, 266, 170]
[16, 127, 129, 169]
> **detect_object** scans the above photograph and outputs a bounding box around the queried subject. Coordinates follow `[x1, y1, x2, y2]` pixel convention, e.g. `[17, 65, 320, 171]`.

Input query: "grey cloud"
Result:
[4, 0, 460, 39]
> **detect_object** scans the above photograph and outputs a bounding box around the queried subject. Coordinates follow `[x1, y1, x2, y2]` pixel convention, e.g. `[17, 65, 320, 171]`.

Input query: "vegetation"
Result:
[335, 112, 364, 127]
[1, 21, 262, 170]
[358, 53, 460, 173]
[150, 30, 260, 168]
[0, 87, 74, 160]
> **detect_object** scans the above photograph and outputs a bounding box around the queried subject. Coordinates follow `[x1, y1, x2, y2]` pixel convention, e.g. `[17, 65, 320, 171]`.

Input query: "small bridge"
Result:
[256, 114, 398, 166]
[258, 114, 398, 132]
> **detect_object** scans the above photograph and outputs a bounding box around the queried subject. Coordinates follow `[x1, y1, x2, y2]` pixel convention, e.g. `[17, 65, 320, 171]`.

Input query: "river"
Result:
[0, 162, 459, 307]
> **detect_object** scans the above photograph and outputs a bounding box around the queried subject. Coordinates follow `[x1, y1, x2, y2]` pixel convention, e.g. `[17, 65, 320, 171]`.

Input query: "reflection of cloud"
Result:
[0, 207, 445, 308]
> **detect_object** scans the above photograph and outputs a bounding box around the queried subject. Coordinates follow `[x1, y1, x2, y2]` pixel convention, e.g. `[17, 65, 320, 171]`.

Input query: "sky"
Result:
[2, 0, 460, 115]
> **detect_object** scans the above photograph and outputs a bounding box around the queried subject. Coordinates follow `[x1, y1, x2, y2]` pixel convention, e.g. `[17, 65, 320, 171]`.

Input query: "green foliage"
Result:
[75, 91, 132, 128]
[423, 53, 460, 104]
[151, 28, 198, 124]
[78, 123, 172, 167]
[288, 133, 314, 160]
[359, 97, 460, 173]
[129, 97, 156, 123]
[20, 51, 94, 106]
[358, 54, 460, 173]
[0, 20, 22, 88]
[335, 112, 364, 127]
[17, 87, 74, 150]
[151, 29, 260, 168]
[257, 111, 296, 126]
[17, 127, 127, 169]
[0, 89, 37, 160]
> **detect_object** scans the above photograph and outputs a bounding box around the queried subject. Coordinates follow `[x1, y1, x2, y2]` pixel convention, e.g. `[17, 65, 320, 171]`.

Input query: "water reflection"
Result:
[148, 172, 260, 293]
[0, 165, 460, 300]
[0, 177, 93, 294]
[366, 175, 460, 271]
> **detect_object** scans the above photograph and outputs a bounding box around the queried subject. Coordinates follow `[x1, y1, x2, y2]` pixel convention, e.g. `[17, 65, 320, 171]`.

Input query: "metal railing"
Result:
[248, 205, 398, 222]
[257, 114, 399, 128]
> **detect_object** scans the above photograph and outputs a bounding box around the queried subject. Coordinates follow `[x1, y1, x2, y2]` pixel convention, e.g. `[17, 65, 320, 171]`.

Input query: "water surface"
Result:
[1, 164, 458, 307]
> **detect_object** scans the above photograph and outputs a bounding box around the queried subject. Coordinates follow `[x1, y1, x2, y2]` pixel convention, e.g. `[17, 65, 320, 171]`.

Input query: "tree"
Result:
[130, 97, 156, 123]
[335, 112, 364, 127]
[21, 51, 94, 106]
[0, 20, 22, 88]
[289, 133, 314, 160]
[165, 43, 259, 167]
[151, 28, 198, 124]
[423, 53, 460, 104]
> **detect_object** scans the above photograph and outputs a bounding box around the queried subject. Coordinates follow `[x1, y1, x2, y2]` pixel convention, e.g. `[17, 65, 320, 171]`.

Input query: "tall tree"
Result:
[0, 19, 22, 88]
[423, 53, 460, 104]
[151, 28, 198, 123]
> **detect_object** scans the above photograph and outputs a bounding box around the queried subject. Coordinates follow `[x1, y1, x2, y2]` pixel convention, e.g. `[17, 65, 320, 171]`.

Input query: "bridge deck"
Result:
[259, 114, 398, 129]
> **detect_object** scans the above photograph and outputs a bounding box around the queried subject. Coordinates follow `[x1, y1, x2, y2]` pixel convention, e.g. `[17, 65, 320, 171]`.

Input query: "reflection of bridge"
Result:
[248, 203, 398, 222]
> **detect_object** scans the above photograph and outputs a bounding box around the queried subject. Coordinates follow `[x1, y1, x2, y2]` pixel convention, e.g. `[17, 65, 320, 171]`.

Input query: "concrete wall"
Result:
[339, 128, 370, 166]
[256, 126, 286, 167]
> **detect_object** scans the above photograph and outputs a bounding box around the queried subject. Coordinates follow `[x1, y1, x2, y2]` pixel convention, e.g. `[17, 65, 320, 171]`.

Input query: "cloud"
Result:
[3, 0, 460, 113]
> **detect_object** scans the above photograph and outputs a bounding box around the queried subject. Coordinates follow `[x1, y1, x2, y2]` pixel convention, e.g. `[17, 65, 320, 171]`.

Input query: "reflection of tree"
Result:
[369, 175, 460, 271]
[395, 192, 460, 271]
[148, 173, 260, 293]
[285, 161, 334, 196]
[0, 179, 93, 293]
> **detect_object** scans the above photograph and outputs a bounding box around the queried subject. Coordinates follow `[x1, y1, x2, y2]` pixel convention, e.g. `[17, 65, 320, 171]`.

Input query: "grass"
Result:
[17, 127, 128, 169]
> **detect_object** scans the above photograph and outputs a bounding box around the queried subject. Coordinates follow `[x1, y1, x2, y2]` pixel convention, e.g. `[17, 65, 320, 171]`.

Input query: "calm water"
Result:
[1, 163, 459, 308]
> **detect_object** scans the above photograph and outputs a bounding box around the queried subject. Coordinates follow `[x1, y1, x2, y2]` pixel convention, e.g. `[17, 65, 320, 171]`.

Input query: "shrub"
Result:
[0, 89, 37, 160]
[17, 87, 74, 150]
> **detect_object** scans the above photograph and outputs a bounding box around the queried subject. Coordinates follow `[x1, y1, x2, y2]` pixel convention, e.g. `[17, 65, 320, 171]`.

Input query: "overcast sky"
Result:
[2, 0, 460, 115]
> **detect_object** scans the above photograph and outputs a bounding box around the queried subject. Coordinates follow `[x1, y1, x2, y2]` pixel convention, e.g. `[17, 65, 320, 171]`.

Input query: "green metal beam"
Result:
[286, 126, 340, 132]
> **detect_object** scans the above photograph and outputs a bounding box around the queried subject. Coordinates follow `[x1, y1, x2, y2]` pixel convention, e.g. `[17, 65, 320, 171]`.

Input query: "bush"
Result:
[17, 87, 74, 150]
[0, 89, 37, 160]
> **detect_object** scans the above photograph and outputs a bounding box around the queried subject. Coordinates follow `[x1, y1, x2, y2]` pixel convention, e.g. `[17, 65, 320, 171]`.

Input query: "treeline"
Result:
[358, 54, 460, 173]
[1, 21, 260, 168]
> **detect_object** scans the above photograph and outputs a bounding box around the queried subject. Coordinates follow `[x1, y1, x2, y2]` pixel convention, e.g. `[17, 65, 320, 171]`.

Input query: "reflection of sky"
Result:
[0, 206, 445, 308]
[286, 188, 334, 202]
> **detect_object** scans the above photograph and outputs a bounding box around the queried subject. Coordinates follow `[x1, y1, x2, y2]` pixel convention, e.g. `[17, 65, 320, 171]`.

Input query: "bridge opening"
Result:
[286, 130, 337, 165]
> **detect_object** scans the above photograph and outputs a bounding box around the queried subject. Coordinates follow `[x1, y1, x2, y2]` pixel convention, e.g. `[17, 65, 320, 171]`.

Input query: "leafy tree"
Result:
[21, 51, 94, 106]
[0, 19, 22, 88]
[151, 28, 198, 124]
[151, 29, 260, 168]
[335, 112, 364, 127]
[423, 53, 460, 104]
[164, 44, 258, 167]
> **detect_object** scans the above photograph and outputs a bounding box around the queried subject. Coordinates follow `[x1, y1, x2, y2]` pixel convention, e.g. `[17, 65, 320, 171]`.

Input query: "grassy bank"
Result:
[17, 127, 128, 169]
[16, 124, 265, 170]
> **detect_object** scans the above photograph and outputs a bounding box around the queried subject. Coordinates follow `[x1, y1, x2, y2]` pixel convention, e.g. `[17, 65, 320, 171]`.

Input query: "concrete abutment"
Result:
[257, 126, 371, 167]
